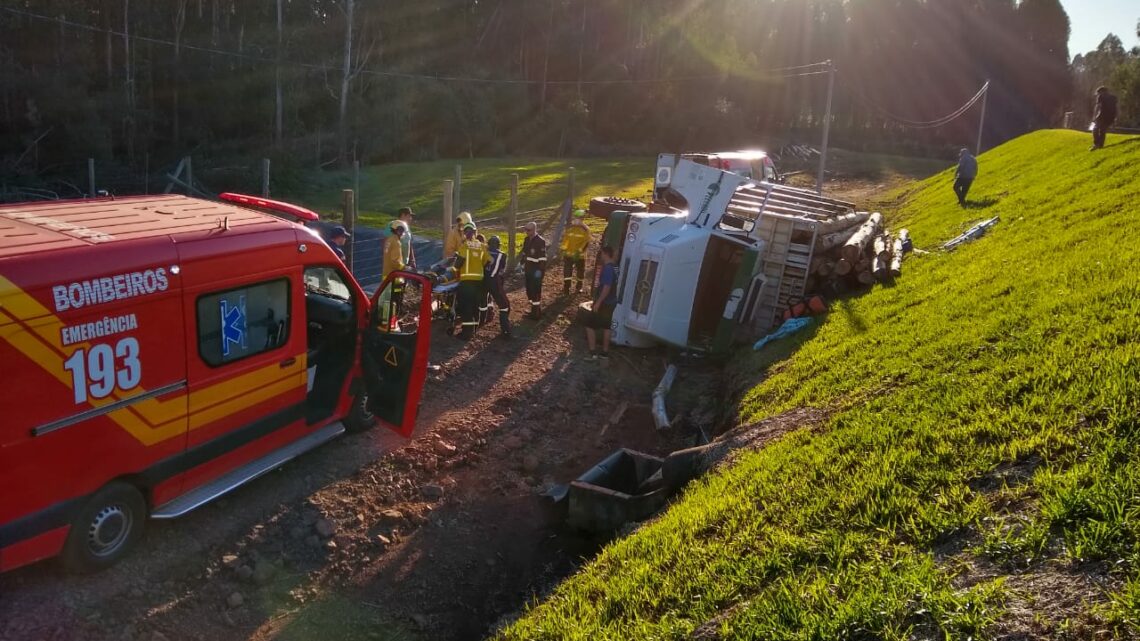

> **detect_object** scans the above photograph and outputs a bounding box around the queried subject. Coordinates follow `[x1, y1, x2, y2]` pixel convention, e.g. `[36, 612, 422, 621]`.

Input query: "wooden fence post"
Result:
[508, 173, 519, 268]
[453, 164, 462, 212]
[262, 158, 271, 197]
[87, 158, 96, 197]
[342, 189, 355, 270]
[442, 179, 454, 245]
[567, 165, 575, 207]
[353, 160, 361, 221]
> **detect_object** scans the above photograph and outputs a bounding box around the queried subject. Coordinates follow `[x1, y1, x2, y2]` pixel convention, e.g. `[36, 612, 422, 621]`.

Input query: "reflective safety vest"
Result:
[560, 223, 591, 258]
[382, 234, 405, 282]
[457, 240, 490, 281]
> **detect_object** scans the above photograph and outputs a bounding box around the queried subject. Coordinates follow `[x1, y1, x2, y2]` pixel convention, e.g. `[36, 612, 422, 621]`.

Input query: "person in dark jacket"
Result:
[323, 225, 350, 260]
[953, 148, 978, 207]
[521, 222, 547, 319]
[482, 236, 512, 338]
[1091, 86, 1118, 151]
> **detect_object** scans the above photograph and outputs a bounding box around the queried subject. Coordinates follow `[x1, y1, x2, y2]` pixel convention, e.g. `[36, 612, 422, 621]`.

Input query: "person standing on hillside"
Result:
[560, 209, 591, 296]
[521, 222, 548, 319]
[953, 148, 978, 207]
[1090, 86, 1118, 151]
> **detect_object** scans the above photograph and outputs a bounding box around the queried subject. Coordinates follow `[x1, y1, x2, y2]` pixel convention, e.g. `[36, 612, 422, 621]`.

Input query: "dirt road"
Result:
[0, 266, 690, 641]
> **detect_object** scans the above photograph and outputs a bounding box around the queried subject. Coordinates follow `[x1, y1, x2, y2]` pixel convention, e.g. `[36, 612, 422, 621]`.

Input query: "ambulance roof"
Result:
[0, 195, 295, 259]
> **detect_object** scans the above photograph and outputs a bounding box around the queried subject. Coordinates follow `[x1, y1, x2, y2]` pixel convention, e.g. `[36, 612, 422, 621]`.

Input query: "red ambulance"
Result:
[0, 194, 431, 572]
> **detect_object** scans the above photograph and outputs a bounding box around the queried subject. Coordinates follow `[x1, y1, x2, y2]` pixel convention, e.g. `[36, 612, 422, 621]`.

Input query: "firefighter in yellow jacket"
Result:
[381, 220, 407, 282]
[380, 220, 408, 318]
[443, 211, 474, 260]
[453, 222, 490, 340]
[560, 209, 591, 295]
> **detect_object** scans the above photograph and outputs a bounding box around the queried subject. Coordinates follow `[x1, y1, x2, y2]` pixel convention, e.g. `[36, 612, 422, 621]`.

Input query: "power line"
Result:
[845, 76, 990, 130]
[1, 7, 831, 86]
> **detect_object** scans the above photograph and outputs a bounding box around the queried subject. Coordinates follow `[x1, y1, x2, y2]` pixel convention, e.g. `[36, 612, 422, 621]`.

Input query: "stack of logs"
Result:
[809, 212, 911, 289]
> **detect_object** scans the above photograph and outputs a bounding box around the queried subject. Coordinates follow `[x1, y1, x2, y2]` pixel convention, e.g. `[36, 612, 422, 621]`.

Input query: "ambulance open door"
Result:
[363, 271, 432, 438]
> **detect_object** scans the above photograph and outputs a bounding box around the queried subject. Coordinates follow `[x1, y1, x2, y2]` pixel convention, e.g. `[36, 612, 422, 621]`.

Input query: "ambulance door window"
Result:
[196, 279, 291, 367]
[302, 266, 357, 421]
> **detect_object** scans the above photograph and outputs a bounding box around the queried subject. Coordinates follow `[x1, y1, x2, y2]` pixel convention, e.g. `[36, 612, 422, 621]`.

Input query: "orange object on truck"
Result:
[0, 194, 431, 572]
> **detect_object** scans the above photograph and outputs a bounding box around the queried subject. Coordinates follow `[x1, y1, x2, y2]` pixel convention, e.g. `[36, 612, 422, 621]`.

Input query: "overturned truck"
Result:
[597, 156, 858, 354]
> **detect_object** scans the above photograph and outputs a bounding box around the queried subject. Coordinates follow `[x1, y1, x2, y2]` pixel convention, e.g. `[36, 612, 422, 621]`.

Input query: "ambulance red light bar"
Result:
[218, 192, 321, 222]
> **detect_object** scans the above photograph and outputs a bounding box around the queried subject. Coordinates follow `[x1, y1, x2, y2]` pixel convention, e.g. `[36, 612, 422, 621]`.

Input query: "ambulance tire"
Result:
[345, 392, 376, 433]
[61, 481, 146, 573]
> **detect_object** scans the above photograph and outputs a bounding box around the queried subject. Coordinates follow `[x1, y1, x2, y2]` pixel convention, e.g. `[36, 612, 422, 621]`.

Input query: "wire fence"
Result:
[1, 155, 581, 290]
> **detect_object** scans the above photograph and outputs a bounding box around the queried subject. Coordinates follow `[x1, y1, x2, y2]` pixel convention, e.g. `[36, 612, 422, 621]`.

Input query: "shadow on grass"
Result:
[835, 297, 868, 333]
[963, 197, 1001, 209]
[1106, 137, 1140, 148]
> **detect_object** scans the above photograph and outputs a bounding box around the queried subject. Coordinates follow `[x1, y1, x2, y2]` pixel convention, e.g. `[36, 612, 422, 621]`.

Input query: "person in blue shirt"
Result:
[586, 245, 617, 360]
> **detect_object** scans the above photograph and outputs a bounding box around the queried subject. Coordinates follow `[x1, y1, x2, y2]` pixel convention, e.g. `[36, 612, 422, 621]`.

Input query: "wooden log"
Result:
[856, 270, 876, 285]
[840, 212, 883, 263]
[815, 260, 834, 277]
[834, 258, 853, 276]
[855, 256, 871, 273]
[872, 233, 891, 280]
[817, 211, 871, 235]
[890, 233, 905, 278]
[815, 226, 860, 253]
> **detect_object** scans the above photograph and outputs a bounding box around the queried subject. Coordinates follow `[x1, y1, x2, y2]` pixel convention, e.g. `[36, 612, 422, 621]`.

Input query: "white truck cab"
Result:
[604, 157, 854, 354]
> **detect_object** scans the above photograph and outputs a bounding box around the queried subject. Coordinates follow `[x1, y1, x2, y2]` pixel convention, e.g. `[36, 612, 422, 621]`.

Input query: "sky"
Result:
[1061, 0, 1139, 58]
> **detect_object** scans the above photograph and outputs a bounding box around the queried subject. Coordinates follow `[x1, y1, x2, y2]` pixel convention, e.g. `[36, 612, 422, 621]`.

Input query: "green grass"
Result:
[277, 157, 655, 236]
[497, 131, 1140, 640]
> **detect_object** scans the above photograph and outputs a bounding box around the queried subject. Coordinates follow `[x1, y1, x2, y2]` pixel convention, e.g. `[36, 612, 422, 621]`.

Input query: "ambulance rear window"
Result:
[196, 279, 291, 366]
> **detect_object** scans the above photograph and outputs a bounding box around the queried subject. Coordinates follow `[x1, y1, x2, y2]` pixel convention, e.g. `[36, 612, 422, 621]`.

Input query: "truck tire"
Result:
[61, 481, 146, 573]
[588, 196, 647, 221]
[344, 392, 377, 433]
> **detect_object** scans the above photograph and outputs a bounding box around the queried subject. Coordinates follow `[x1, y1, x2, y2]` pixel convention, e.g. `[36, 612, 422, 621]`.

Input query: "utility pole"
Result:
[976, 81, 990, 156]
[816, 60, 836, 196]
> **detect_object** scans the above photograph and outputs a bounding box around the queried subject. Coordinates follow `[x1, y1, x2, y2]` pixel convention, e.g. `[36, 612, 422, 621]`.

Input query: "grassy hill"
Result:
[497, 130, 1140, 640]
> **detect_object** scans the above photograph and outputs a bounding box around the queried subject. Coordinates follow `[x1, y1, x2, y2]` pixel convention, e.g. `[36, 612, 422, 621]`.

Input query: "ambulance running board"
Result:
[151, 422, 346, 519]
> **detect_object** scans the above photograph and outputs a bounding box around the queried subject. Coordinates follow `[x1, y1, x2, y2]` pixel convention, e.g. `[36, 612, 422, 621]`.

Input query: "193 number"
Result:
[63, 337, 142, 404]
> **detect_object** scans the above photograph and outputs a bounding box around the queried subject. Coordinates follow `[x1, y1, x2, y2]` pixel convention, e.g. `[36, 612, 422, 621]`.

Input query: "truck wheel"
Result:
[588, 196, 647, 221]
[61, 482, 146, 573]
[345, 392, 376, 433]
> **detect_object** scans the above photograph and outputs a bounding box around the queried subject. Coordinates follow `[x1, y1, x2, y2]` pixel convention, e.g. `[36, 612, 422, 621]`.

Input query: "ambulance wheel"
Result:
[61, 482, 146, 573]
[345, 392, 376, 433]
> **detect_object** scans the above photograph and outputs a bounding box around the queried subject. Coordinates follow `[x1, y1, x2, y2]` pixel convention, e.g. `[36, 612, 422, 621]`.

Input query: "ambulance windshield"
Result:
[304, 266, 352, 301]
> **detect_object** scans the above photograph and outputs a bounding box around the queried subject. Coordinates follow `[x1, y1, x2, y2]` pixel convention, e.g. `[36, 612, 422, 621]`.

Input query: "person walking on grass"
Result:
[521, 222, 547, 319]
[560, 209, 591, 296]
[953, 148, 978, 207]
[585, 245, 617, 361]
[1090, 86, 1118, 151]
